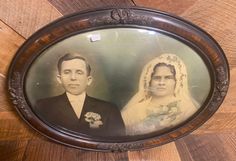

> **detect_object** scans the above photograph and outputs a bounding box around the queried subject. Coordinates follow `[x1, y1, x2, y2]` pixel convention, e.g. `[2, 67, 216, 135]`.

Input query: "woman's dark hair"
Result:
[151, 63, 176, 80]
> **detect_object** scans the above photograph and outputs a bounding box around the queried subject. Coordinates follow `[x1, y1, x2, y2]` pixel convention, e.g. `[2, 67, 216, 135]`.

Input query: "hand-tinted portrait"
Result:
[25, 28, 211, 137]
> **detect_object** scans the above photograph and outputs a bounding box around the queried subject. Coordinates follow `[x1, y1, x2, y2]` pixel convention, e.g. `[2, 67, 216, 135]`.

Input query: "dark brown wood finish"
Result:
[7, 7, 229, 152]
[175, 133, 236, 161]
[0, 1, 236, 161]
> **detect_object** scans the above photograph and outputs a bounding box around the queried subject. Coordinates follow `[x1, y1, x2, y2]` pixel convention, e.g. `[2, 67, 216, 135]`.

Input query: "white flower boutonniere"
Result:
[84, 112, 103, 128]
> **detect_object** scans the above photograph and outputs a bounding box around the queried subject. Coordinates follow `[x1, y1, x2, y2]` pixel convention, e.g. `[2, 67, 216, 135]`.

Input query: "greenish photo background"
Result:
[25, 28, 211, 109]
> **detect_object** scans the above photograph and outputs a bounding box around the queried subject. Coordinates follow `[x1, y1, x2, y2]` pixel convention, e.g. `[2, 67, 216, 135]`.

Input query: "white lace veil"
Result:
[140, 54, 190, 101]
[122, 54, 198, 130]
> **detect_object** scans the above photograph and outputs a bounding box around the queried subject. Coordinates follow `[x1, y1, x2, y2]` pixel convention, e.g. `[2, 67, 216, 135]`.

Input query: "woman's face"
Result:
[149, 65, 176, 98]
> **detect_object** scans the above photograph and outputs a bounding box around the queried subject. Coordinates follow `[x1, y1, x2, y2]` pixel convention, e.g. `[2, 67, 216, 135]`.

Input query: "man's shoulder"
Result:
[36, 94, 66, 105]
[86, 96, 118, 110]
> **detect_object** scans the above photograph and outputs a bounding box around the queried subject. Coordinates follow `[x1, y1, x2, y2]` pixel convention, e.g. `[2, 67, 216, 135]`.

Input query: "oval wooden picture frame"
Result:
[8, 7, 229, 152]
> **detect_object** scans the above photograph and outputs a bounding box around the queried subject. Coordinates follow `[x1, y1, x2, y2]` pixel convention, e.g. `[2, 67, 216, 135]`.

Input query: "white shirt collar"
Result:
[66, 92, 86, 119]
[66, 92, 86, 102]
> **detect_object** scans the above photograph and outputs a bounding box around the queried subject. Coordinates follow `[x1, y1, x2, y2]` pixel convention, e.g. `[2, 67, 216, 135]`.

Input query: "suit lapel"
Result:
[58, 94, 106, 134]
[61, 94, 96, 132]
[56, 93, 81, 130]
[79, 96, 94, 129]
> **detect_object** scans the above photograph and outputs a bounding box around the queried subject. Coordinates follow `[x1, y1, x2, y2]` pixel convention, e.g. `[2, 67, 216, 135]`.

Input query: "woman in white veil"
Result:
[122, 54, 199, 135]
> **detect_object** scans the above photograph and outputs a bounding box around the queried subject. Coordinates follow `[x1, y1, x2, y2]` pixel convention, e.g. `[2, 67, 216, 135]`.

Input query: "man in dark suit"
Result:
[34, 53, 125, 137]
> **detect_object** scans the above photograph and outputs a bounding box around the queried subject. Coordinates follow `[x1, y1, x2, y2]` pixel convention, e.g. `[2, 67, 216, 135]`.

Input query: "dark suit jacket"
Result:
[34, 93, 125, 137]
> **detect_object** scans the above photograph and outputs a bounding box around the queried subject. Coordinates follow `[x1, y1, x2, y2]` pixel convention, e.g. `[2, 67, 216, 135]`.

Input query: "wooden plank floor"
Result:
[0, 0, 236, 160]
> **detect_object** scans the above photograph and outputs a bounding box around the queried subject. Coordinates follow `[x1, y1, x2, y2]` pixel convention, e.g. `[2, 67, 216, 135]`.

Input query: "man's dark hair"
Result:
[57, 53, 91, 76]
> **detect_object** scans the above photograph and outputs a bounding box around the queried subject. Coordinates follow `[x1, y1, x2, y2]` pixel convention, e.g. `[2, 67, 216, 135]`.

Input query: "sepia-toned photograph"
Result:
[25, 28, 211, 137]
[8, 7, 229, 151]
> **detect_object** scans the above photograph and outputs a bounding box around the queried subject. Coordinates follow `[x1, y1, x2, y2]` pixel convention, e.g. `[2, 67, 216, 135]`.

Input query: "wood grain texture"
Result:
[134, 0, 197, 15]
[0, 77, 13, 111]
[193, 112, 236, 134]
[134, 0, 236, 69]
[0, 112, 36, 141]
[193, 68, 236, 135]
[23, 140, 65, 161]
[217, 68, 236, 113]
[22, 139, 129, 161]
[180, 0, 236, 69]
[0, 0, 62, 38]
[0, 21, 25, 76]
[48, 0, 135, 15]
[128, 142, 181, 161]
[175, 133, 236, 161]
[0, 140, 29, 161]
[0, 0, 236, 161]
[97, 151, 129, 161]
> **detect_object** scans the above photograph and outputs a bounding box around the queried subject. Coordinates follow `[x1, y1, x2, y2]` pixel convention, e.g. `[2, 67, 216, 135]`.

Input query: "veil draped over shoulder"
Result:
[122, 54, 199, 135]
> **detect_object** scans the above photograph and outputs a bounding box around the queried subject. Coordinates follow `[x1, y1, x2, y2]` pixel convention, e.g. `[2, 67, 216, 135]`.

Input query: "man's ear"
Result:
[87, 76, 93, 86]
[56, 74, 62, 84]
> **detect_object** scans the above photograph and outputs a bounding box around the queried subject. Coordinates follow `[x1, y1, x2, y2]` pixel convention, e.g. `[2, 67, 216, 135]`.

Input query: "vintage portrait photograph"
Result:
[25, 28, 211, 137]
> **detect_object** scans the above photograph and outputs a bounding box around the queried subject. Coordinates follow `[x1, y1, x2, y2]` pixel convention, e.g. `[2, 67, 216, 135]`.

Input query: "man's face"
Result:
[149, 66, 176, 98]
[57, 59, 92, 95]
